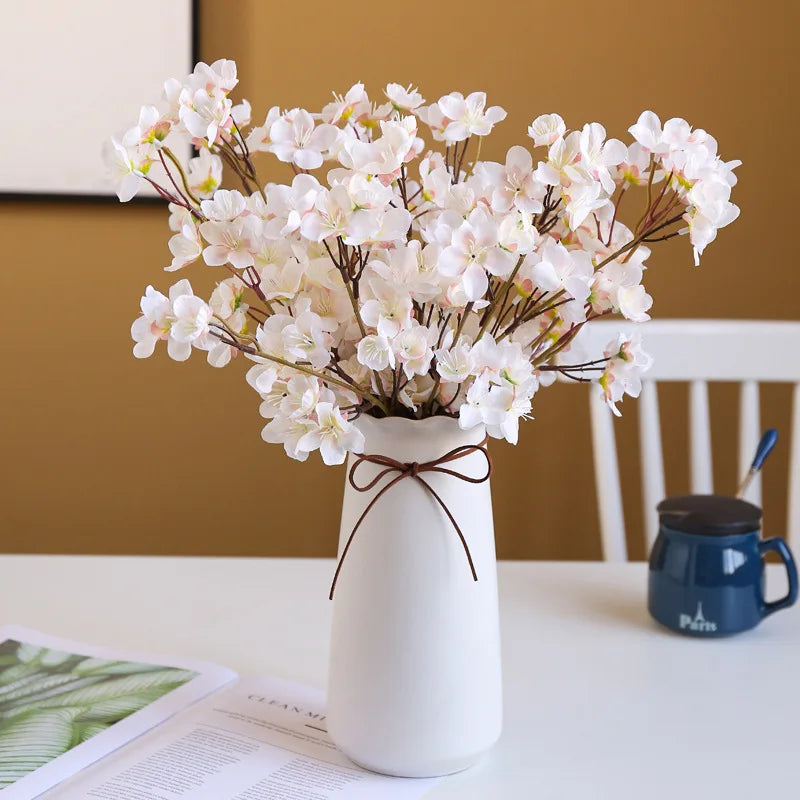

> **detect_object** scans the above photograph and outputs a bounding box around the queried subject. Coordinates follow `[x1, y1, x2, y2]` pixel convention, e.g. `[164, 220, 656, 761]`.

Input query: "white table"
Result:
[1, 556, 797, 799]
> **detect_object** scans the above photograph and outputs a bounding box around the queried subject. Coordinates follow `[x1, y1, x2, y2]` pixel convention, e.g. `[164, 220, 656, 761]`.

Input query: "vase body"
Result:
[326, 415, 502, 778]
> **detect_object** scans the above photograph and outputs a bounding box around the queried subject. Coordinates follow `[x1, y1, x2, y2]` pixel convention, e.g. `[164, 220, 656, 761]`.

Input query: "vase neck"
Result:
[354, 416, 486, 464]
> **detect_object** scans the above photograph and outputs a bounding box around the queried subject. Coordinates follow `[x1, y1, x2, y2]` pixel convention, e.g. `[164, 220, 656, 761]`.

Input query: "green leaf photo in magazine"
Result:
[0, 639, 197, 788]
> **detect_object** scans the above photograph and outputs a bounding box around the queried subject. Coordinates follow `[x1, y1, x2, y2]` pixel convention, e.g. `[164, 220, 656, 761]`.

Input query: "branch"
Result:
[208, 326, 390, 415]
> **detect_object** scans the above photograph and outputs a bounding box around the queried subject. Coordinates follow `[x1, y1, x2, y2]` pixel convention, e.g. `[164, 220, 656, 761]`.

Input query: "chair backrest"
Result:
[579, 320, 800, 561]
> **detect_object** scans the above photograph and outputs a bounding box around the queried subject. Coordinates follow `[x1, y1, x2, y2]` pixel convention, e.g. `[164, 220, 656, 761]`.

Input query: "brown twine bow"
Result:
[329, 437, 493, 599]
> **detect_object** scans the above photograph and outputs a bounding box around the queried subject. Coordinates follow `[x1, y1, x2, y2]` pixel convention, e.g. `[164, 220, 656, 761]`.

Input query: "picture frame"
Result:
[0, 0, 198, 202]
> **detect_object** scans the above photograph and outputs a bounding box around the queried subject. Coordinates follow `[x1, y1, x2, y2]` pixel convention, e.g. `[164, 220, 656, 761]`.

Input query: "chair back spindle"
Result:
[580, 320, 800, 559]
[738, 380, 761, 506]
[638, 380, 665, 551]
[689, 380, 714, 494]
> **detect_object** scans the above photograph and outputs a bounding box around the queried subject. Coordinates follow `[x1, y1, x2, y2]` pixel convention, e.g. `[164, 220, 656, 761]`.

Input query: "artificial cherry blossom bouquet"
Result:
[108, 59, 740, 466]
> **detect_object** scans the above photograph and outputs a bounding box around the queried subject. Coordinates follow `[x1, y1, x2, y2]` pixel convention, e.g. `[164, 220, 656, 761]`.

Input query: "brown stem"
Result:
[425, 302, 473, 415]
[633, 154, 656, 235]
[456, 136, 471, 177]
[475, 258, 524, 343]
[325, 238, 388, 402]
[605, 187, 626, 247]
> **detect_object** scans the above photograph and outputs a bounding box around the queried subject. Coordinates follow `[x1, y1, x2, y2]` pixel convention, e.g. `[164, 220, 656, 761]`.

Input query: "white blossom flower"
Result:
[168, 203, 193, 232]
[599, 333, 653, 416]
[439, 211, 516, 301]
[497, 210, 539, 256]
[206, 281, 249, 367]
[616, 142, 655, 186]
[591, 261, 652, 322]
[385, 83, 425, 112]
[179, 87, 232, 145]
[200, 189, 247, 221]
[231, 98, 251, 128]
[628, 110, 671, 155]
[393, 324, 435, 378]
[281, 308, 336, 369]
[269, 108, 340, 170]
[126, 105, 171, 153]
[490, 146, 546, 214]
[418, 153, 451, 207]
[263, 174, 322, 238]
[527, 113, 566, 147]
[131, 286, 172, 358]
[523, 238, 593, 323]
[322, 83, 371, 126]
[686, 175, 740, 265]
[578, 123, 627, 194]
[458, 374, 507, 429]
[357, 334, 395, 371]
[339, 118, 415, 177]
[367, 242, 442, 304]
[170, 294, 213, 360]
[162, 78, 183, 122]
[103, 137, 149, 202]
[246, 363, 279, 395]
[360, 279, 414, 337]
[300, 185, 354, 242]
[187, 149, 223, 199]
[199, 215, 261, 269]
[336, 171, 391, 208]
[534, 131, 581, 187]
[280, 376, 331, 419]
[190, 59, 239, 94]
[165, 222, 203, 272]
[560, 168, 609, 230]
[259, 257, 305, 300]
[484, 385, 533, 444]
[437, 92, 507, 142]
[255, 314, 292, 361]
[210, 276, 249, 321]
[206, 340, 237, 368]
[435, 338, 473, 383]
[245, 105, 282, 152]
[415, 102, 449, 142]
[262, 414, 317, 462]
[131, 279, 210, 361]
[469, 335, 533, 388]
[616, 284, 653, 322]
[298, 403, 365, 465]
[365, 207, 412, 245]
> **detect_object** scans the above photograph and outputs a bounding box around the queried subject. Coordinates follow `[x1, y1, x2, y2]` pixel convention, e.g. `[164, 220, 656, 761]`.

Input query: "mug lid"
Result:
[657, 494, 762, 536]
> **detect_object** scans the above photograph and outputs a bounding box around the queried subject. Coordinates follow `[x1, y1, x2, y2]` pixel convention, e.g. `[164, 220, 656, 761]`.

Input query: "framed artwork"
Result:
[0, 0, 197, 200]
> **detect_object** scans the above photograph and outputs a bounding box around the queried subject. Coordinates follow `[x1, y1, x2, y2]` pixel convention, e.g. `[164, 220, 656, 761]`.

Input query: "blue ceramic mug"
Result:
[648, 495, 798, 636]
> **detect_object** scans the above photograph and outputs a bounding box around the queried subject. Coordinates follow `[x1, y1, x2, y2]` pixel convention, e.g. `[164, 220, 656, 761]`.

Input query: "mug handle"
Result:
[758, 538, 799, 617]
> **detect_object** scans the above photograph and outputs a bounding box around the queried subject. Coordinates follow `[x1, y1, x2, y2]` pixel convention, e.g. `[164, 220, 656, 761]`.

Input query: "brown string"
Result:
[329, 437, 493, 599]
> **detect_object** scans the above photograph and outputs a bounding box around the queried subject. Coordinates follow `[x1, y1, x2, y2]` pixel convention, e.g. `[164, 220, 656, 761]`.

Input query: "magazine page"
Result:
[46, 675, 439, 799]
[0, 625, 236, 800]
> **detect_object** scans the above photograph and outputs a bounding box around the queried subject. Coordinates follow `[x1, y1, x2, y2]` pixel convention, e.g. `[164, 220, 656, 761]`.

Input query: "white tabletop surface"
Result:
[0, 555, 797, 799]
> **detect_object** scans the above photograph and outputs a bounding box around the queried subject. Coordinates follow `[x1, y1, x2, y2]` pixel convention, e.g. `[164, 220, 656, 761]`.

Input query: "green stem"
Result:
[162, 147, 202, 207]
[465, 136, 483, 179]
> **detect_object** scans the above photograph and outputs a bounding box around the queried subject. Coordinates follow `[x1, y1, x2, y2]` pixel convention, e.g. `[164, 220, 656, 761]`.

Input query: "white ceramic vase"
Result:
[326, 415, 502, 778]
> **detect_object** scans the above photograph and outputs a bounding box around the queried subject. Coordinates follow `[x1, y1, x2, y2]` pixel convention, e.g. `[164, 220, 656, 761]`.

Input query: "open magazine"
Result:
[0, 626, 438, 800]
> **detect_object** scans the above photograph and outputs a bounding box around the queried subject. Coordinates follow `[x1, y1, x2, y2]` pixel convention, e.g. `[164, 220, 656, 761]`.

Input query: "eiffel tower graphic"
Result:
[692, 602, 707, 626]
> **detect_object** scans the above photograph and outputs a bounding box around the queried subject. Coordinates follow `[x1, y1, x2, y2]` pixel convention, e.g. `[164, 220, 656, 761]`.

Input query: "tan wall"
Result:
[2, 0, 798, 560]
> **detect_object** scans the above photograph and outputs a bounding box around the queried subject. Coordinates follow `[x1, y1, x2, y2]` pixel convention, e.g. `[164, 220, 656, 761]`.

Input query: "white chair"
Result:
[579, 320, 800, 561]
